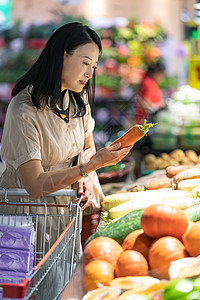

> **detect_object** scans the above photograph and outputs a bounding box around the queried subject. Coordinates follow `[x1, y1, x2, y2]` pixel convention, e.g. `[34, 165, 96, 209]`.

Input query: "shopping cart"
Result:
[0, 187, 83, 300]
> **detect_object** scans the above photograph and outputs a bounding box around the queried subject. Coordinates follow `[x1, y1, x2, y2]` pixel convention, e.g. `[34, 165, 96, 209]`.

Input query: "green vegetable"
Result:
[163, 278, 200, 300]
[184, 204, 200, 222]
[84, 209, 143, 247]
[191, 191, 200, 199]
[138, 119, 157, 135]
[163, 278, 194, 300]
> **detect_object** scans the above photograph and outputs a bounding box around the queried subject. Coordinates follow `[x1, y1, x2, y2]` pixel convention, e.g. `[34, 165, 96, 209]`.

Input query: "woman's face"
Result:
[61, 42, 99, 92]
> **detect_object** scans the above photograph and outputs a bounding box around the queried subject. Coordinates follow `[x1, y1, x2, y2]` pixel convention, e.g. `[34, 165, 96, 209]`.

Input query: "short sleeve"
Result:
[82, 93, 95, 137]
[1, 100, 41, 170]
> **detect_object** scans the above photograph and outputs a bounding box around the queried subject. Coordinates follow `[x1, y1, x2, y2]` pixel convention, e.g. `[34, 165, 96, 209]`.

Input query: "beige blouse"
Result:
[0, 87, 103, 251]
[0, 87, 95, 190]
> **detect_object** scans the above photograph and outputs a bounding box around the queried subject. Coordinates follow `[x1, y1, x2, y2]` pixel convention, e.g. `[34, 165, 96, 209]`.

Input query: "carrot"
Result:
[110, 119, 157, 149]
[172, 168, 200, 186]
[166, 165, 194, 178]
[90, 120, 157, 160]
[145, 178, 172, 190]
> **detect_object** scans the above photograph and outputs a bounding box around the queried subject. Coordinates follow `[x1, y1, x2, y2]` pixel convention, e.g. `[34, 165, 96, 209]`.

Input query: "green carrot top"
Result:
[138, 119, 157, 134]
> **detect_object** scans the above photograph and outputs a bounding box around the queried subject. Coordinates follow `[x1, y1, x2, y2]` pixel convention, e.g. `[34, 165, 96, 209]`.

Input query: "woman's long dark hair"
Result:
[12, 22, 102, 117]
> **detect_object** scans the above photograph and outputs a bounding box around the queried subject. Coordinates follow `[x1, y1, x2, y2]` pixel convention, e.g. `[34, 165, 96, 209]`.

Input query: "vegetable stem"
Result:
[138, 119, 157, 134]
[100, 211, 109, 223]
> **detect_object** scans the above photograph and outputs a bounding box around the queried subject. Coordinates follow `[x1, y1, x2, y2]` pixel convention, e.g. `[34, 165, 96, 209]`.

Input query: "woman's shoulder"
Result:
[8, 87, 36, 114]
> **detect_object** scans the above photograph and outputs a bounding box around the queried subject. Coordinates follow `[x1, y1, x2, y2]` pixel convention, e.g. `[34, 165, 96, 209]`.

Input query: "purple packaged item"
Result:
[0, 270, 28, 300]
[0, 225, 35, 251]
[0, 248, 33, 273]
[0, 269, 27, 283]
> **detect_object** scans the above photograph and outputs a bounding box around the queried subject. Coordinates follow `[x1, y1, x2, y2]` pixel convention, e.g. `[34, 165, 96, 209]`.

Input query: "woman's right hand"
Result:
[92, 143, 133, 168]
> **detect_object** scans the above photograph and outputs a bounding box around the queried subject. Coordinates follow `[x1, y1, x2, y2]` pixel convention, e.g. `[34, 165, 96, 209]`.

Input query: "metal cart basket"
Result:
[0, 188, 83, 300]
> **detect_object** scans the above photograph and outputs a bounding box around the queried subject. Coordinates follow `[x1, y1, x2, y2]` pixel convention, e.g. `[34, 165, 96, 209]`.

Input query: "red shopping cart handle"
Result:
[0, 278, 29, 298]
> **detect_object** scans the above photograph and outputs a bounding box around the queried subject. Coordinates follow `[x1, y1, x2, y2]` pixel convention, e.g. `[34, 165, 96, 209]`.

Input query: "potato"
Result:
[179, 158, 194, 166]
[144, 154, 157, 164]
[160, 153, 170, 161]
[155, 158, 169, 169]
[170, 149, 185, 162]
[145, 163, 157, 170]
[185, 150, 198, 164]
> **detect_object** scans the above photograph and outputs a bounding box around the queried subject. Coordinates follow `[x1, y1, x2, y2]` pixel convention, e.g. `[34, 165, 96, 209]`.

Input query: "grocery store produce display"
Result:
[144, 149, 200, 171]
[81, 165, 200, 299]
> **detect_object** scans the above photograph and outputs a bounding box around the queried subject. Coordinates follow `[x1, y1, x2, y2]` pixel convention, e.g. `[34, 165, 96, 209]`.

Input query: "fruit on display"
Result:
[115, 250, 149, 277]
[122, 229, 154, 260]
[148, 236, 188, 279]
[83, 259, 115, 292]
[182, 221, 200, 257]
[141, 204, 188, 239]
[83, 236, 123, 267]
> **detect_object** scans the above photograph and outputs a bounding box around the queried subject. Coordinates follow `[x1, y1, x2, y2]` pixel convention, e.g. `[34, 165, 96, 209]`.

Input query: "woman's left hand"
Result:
[77, 175, 94, 211]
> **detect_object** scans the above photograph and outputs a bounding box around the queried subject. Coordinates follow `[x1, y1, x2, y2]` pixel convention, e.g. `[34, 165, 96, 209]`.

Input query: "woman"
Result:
[134, 60, 166, 124]
[0, 22, 133, 248]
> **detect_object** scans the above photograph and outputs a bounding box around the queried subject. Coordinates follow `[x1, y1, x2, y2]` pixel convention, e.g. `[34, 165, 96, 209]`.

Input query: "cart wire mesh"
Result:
[0, 188, 83, 300]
